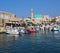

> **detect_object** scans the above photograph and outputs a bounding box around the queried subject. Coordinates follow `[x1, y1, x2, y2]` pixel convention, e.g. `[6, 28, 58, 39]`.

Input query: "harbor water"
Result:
[0, 31, 60, 53]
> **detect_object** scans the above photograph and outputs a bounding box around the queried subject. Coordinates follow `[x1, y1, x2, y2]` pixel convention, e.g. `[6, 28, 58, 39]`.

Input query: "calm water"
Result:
[0, 31, 60, 53]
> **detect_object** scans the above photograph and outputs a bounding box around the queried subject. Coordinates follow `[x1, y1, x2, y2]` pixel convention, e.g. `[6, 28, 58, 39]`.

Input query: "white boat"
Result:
[51, 27, 59, 31]
[54, 27, 58, 31]
[35, 25, 40, 31]
[18, 27, 25, 34]
[5, 22, 20, 35]
[6, 27, 19, 35]
[50, 24, 59, 31]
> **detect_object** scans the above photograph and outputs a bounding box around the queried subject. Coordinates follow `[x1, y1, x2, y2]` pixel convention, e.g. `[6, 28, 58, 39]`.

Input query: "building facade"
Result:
[0, 11, 23, 27]
[0, 11, 52, 27]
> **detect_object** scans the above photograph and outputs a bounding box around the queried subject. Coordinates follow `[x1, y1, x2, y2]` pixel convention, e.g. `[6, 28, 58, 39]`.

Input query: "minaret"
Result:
[31, 8, 34, 19]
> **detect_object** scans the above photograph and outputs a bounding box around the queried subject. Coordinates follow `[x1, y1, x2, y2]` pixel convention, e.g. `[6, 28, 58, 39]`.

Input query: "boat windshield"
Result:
[6, 22, 20, 27]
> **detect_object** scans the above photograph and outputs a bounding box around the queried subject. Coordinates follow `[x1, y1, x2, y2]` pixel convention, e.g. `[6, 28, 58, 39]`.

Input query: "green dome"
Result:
[35, 14, 43, 18]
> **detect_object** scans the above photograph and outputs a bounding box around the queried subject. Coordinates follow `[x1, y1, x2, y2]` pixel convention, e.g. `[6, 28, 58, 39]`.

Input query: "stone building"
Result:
[0, 11, 23, 27]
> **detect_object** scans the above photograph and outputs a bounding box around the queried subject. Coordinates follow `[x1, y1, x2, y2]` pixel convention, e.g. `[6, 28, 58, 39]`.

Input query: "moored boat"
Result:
[30, 27, 36, 33]
[6, 27, 19, 35]
[51, 27, 59, 31]
[19, 27, 25, 34]
[5, 22, 20, 35]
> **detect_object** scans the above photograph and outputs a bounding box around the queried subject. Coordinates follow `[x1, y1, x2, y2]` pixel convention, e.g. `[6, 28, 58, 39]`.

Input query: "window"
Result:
[0, 14, 4, 18]
[0, 14, 11, 19]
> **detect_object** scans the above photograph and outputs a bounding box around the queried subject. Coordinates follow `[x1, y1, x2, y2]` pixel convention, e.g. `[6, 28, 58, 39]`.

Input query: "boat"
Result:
[18, 27, 25, 34]
[51, 27, 59, 31]
[6, 27, 19, 34]
[30, 27, 36, 33]
[57, 28, 60, 31]
[5, 22, 20, 35]
[50, 24, 59, 31]
[35, 25, 40, 32]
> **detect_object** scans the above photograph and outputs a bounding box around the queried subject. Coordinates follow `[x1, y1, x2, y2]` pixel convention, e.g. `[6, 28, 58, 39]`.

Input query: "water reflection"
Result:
[6, 34, 19, 40]
[53, 31, 59, 34]
[54, 34, 60, 39]
[0, 32, 60, 53]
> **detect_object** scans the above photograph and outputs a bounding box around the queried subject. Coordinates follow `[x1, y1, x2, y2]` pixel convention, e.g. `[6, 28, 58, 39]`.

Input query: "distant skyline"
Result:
[0, 0, 60, 18]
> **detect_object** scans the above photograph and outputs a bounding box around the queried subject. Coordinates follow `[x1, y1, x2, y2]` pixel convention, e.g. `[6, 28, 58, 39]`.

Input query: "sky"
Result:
[0, 0, 60, 18]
